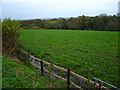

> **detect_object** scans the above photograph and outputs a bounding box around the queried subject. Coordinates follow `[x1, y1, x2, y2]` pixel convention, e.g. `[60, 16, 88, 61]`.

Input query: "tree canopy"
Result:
[19, 14, 119, 31]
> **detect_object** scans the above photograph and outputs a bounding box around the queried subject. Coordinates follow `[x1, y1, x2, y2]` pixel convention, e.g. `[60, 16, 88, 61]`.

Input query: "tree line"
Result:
[18, 14, 119, 31]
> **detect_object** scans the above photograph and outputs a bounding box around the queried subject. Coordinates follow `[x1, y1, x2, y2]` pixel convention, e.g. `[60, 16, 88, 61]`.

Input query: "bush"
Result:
[12, 45, 30, 65]
[2, 18, 21, 55]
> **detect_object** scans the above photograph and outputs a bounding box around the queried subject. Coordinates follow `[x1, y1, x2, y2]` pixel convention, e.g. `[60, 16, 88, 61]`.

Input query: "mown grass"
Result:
[2, 56, 66, 88]
[20, 29, 119, 87]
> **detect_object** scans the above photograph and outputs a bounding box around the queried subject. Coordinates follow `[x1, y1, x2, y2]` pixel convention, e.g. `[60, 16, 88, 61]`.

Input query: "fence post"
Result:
[40, 61, 44, 76]
[99, 83, 102, 90]
[67, 68, 70, 89]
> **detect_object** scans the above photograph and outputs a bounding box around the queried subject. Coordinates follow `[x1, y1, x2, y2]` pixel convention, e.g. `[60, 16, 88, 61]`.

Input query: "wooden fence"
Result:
[29, 55, 109, 90]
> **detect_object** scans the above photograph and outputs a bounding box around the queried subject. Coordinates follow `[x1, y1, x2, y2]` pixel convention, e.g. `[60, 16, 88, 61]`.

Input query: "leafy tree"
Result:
[67, 18, 82, 30]
[2, 18, 21, 55]
[54, 18, 68, 29]
[105, 16, 118, 31]
[18, 14, 119, 31]
[78, 15, 89, 30]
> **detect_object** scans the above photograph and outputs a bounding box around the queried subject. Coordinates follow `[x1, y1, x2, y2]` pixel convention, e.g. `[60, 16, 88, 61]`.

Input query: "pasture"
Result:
[20, 29, 119, 87]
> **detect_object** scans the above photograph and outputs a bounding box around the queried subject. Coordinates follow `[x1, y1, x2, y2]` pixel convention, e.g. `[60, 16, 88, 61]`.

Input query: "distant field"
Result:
[49, 20, 57, 23]
[20, 29, 119, 87]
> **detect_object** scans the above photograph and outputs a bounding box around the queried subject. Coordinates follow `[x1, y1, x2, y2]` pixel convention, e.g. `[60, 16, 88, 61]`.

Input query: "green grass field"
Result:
[20, 29, 119, 87]
[2, 56, 66, 88]
[49, 20, 57, 23]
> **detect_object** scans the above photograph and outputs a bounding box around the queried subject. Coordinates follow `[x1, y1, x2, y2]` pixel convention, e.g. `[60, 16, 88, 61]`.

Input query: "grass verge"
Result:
[2, 56, 66, 88]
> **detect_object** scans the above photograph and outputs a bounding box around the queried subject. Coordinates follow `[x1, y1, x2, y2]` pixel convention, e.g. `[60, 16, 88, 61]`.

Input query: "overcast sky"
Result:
[2, 0, 119, 20]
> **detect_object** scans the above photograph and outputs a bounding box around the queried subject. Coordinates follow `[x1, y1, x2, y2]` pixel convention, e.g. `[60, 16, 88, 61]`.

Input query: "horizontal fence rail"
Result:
[93, 78, 120, 90]
[29, 55, 109, 90]
[30, 55, 67, 72]
[22, 50, 119, 89]
[31, 62, 82, 89]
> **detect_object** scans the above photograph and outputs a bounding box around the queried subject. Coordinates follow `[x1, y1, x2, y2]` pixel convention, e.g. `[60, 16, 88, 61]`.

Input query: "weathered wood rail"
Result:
[30, 55, 109, 90]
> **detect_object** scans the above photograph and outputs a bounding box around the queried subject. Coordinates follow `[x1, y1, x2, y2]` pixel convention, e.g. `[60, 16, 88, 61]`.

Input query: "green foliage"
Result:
[54, 18, 68, 29]
[2, 56, 66, 88]
[2, 18, 21, 55]
[19, 14, 119, 31]
[20, 29, 119, 87]
[19, 19, 44, 29]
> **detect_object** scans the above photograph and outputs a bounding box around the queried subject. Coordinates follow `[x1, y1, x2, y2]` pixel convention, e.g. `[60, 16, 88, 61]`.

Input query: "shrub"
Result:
[12, 45, 30, 65]
[2, 18, 21, 55]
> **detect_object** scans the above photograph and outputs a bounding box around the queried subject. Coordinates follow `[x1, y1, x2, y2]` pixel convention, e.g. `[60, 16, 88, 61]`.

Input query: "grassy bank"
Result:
[20, 29, 119, 87]
[2, 56, 66, 88]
